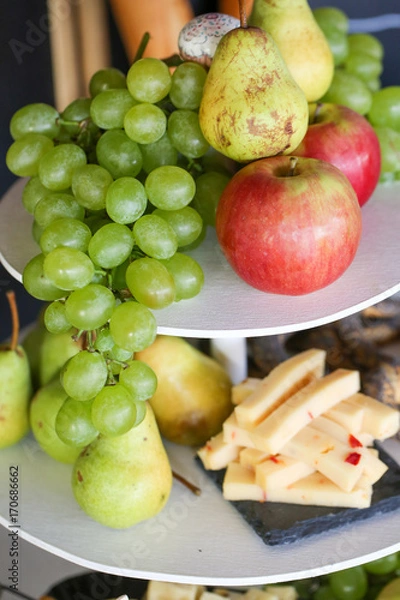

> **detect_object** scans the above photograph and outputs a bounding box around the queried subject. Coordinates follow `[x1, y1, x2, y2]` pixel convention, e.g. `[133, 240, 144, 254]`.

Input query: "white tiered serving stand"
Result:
[0, 178, 400, 587]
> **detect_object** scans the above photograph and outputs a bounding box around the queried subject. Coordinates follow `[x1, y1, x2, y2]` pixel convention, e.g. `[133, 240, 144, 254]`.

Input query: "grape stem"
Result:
[133, 32, 151, 63]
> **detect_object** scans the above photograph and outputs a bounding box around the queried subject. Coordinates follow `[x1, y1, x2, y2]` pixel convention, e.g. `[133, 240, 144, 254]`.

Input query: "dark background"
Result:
[0, 1, 399, 339]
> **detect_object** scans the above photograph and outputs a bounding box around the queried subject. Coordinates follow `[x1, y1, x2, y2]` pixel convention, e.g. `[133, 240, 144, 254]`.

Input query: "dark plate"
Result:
[196, 444, 400, 546]
[47, 572, 148, 600]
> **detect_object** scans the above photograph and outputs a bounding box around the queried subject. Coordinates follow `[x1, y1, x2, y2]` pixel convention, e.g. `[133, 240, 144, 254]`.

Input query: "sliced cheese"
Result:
[243, 589, 281, 600]
[146, 581, 203, 600]
[223, 412, 255, 448]
[263, 472, 372, 509]
[311, 416, 388, 484]
[232, 377, 262, 405]
[197, 432, 240, 471]
[235, 348, 326, 428]
[325, 399, 365, 434]
[347, 393, 400, 440]
[223, 462, 266, 502]
[239, 447, 270, 471]
[281, 424, 364, 492]
[250, 368, 360, 454]
[255, 454, 315, 490]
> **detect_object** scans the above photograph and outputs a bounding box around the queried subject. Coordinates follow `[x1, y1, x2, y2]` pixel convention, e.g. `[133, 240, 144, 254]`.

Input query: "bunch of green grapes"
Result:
[284, 550, 400, 599]
[313, 7, 400, 183]
[5, 57, 231, 447]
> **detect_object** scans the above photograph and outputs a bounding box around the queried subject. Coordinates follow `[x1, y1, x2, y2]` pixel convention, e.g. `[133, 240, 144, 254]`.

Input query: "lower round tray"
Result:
[1, 178, 400, 339]
[0, 434, 399, 586]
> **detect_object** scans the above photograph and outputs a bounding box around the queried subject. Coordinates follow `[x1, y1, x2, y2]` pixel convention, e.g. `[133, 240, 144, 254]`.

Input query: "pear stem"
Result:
[289, 156, 298, 176]
[6, 290, 20, 351]
[238, 0, 248, 28]
[172, 470, 202, 496]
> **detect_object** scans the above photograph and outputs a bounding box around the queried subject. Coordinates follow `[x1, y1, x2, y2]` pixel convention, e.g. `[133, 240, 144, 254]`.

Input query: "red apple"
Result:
[292, 102, 381, 207]
[215, 155, 362, 296]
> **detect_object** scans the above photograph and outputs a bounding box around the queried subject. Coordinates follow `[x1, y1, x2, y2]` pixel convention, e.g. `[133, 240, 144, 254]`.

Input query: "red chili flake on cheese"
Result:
[231, 432, 236, 441]
[269, 455, 280, 463]
[206, 443, 212, 452]
[308, 411, 314, 420]
[345, 452, 361, 465]
[348, 434, 362, 448]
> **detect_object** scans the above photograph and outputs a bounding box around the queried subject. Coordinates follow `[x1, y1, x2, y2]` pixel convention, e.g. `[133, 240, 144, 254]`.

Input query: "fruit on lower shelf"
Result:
[215, 155, 362, 295]
[198, 349, 400, 509]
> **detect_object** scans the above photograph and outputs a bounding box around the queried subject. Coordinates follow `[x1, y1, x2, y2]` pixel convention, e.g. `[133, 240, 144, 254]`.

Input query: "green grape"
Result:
[34, 193, 85, 229]
[89, 67, 127, 97]
[169, 61, 207, 110]
[38, 143, 87, 191]
[44, 300, 72, 334]
[313, 585, 337, 600]
[160, 252, 204, 301]
[71, 163, 113, 211]
[323, 28, 349, 67]
[348, 33, 384, 61]
[145, 165, 196, 210]
[88, 222, 134, 268]
[94, 327, 114, 352]
[133, 214, 178, 259]
[344, 51, 383, 85]
[312, 6, 349, 34]
[22, 176, 51, 214]
[65, 283, 116, 330]
[119, 360, 157, 402]
[126, 57, 171, 103]
[111, 259, 129, 290]
[6, 133, 54, 177]
[84, 214, 113, 235]
[96, 129, 143, 179]
[366, 77, 382, 93]
[364, 553, 399, 575]
[61, 97, 92, 122]
[109, 301, 157, 352]
[368, 87, 400, 131]
[139, 132, 178, 174]
[125, 257, 175, 309]
[61, 350, 108, 401]
[167, 109, 210, 159]
[22, 253, 66, 301]
[124, 102, 167, 144]
[328, 566, 368, 600]
[10, 102, 60, 140]
[191, 170, 230, 227]
[91, 383, 138, 436]
[55, 397, 98, 447]
[32, 220, 43, 245]
[320, 70, 372, 115]
[105, 176, 147, 224]
[39, 217, 92, 255]
[153, 206, 203, 247]
[90, 88, 136, 129]
[373, 127, 400, 175]
[104, 344, 133, 362]
[43, 247, 95, 291]
[179, 221, 207, 252]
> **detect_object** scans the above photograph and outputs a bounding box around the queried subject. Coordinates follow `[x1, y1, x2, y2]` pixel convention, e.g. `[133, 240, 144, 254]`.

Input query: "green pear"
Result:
[71, 404, 172, 529]
[136, 336, 233, 446]
[198, 1, 308, 163]
[248, 0, 334, 102]
[0, 292, 32, 449]
[23, 321, 81, 389]
[29, 378, 81, 464]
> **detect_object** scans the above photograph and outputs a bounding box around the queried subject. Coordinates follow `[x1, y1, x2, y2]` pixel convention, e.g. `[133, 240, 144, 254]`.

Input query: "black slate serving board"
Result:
[195, 444, 400, 546]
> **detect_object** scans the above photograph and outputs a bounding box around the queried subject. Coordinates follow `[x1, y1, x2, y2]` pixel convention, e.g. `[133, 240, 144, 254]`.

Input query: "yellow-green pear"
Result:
[136, 336, 233, 446]
[198, 1, 309, 162]
[249, 0, 334, 102]
[71, 404, 172, 529]
[30, 378, 81, 464]
[0, 291, 32, 449]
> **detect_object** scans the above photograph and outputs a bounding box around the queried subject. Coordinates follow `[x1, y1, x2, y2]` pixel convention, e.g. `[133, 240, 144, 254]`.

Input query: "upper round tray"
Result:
[1, 178, 400, 338]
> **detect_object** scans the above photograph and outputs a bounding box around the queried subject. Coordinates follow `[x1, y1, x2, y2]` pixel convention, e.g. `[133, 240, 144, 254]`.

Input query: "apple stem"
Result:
[289, 156, 298, 176]
[238, 0, 248, 28]
[6, 290, 20, 352]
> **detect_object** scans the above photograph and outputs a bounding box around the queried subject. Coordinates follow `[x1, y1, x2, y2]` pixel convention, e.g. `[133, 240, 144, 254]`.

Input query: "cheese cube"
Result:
[243, 589, 280, 600]
[235, 348, 326, 428]
[197, 432, 240, 471]
[255, 455, 315, 490]
[146, 581, 203, 600]
[239, 447, 270, 471]
[325, 399, 365, 433]
[281, 424, 364, 492]
[347, 393, 400, 440]
[222, 462, 266, 502]
[232, 377, 262, 405]
[223, 412, 256, 448]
